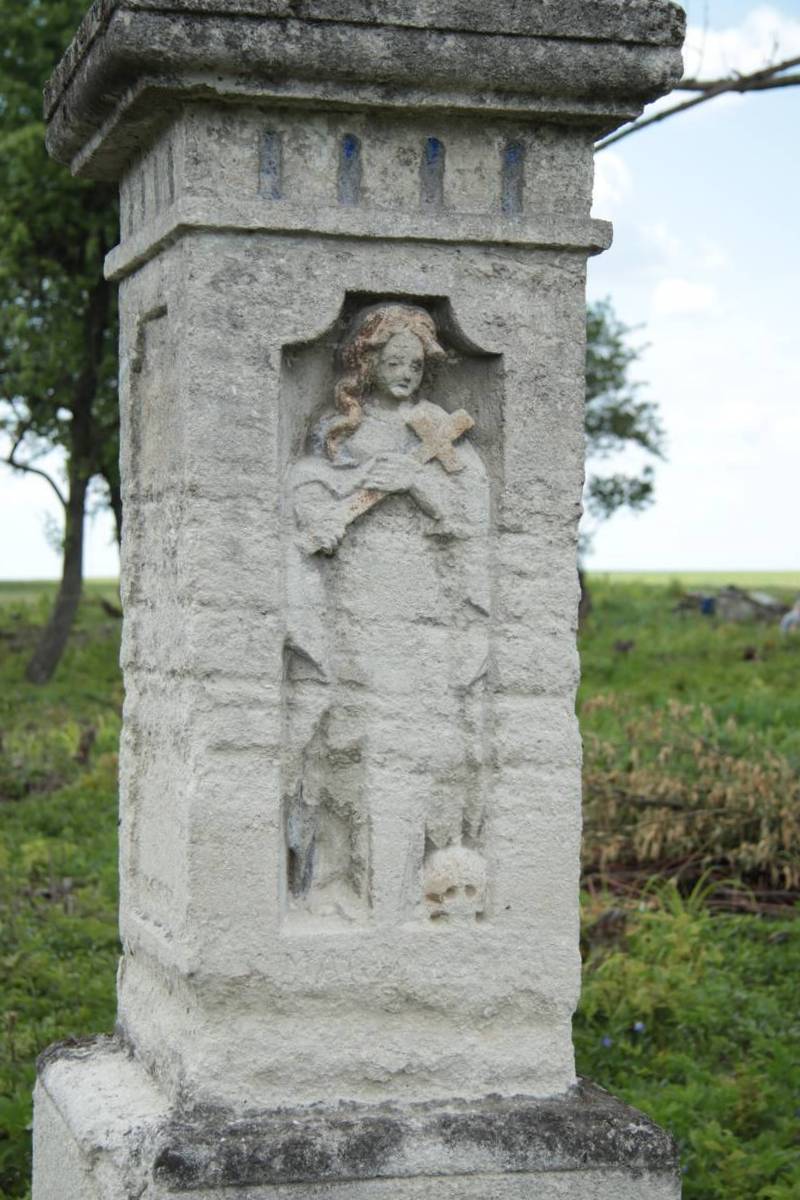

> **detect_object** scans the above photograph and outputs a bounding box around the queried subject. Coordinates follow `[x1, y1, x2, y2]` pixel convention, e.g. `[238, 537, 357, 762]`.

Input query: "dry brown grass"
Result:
[583, 697, 800, 890]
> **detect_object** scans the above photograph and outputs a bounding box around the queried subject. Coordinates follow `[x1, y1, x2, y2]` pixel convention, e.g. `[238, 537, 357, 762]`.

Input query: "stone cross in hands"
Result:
[405, 407, 475, 474]
[342, 404, 475, 530]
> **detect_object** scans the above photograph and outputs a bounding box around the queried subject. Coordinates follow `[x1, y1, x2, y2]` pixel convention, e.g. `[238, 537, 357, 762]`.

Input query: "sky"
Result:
[586, 0, 800, 570]
[1, 0, 799, 579]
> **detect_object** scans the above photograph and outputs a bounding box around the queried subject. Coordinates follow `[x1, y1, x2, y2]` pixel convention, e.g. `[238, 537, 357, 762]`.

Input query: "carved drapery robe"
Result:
[284, 398, 490, 925]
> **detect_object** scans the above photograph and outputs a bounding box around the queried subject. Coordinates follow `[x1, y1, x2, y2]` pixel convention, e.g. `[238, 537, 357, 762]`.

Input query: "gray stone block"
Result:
[35, 1038, 681, 1198]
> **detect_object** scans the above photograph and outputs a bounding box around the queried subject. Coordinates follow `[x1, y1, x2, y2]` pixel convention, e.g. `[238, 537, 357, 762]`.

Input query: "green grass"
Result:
[0, 579, 119, 608]
[0, 589, 121, 1197]
[1, 579, 798, 1199]
[576, 882, 800, 1200]
[574, 578, 800, 1197]
[580, 579, 800, 759]
[593, 570, 800, 590]
[579, 579, 800, 887]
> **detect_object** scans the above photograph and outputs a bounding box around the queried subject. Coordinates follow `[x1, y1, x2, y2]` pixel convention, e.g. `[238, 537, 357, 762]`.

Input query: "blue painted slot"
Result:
[421, 136, 445, 208]
[501, 139, 525, 216]
[338, 133, 363, 205]
[259, 131, 283, 200]
[166, 141, 176, 205]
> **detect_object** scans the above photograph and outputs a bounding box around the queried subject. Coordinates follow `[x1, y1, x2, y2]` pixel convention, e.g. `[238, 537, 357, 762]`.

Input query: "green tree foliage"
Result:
[0, 0, 119, 683]
[585, 298, 664, 525]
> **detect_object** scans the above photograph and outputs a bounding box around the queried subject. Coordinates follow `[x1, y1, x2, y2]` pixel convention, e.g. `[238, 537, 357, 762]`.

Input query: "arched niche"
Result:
[279, 291, 505, 512]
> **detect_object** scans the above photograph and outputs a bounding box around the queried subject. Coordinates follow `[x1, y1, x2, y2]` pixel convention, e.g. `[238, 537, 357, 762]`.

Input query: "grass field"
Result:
[592, 570, 800, 590]
[579, 577, 800, 897]
[1, 579, 798, 1199]
[0, 579, 119, 607]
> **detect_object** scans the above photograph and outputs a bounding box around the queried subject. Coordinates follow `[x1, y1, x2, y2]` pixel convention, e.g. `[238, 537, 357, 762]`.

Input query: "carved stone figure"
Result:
[290, 305, 483, 555]
[423, 845, 487, 921]
[283, 303, 491, 926]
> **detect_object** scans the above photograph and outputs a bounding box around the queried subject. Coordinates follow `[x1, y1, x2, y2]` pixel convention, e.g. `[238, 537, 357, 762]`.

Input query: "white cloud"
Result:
[592, 151, 632, 212]
[633, 224, 730, 282]
[640, 221, 684, 261]
[683, 5, 800, 81]
[699, 239, 729, 271]
[652, 277, 719, 315]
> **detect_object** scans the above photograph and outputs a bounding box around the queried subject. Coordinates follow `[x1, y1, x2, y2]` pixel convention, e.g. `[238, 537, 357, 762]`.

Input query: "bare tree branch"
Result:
[597, 55, 800, 151]
[677, 55, 800, 91]
[4, 430, 67, 508]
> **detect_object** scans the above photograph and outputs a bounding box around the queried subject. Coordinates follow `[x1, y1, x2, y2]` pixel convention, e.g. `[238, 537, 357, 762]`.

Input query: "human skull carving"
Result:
[423, 845, 487, 920]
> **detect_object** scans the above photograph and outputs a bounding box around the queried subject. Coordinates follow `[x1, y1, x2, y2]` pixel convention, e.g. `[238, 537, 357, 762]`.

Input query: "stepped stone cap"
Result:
[44, 0, 685, 179]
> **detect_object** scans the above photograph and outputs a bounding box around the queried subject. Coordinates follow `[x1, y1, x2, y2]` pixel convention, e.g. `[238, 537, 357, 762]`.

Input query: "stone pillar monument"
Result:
[35, 3, 685, 1197]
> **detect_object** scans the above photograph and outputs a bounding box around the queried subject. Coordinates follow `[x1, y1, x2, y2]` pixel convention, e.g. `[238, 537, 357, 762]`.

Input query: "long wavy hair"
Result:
[321, 304, 446, 460]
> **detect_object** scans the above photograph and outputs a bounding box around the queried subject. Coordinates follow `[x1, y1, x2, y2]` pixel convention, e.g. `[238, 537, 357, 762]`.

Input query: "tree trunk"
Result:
[578, 566, 592, 629]
[105, 473, 124, 611]
[106, 474, 123, 546]
[25, 466, 89, 683]
[25, 266, 109, 684]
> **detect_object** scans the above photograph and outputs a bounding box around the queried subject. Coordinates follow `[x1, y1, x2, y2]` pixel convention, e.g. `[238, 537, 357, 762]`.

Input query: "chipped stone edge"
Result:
[36, 1036, 681, 1194]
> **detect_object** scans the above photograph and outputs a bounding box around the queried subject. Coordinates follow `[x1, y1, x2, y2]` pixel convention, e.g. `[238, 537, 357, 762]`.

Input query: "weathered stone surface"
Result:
[35, 1038, 681, 1198]
[45, 0, 684, 177]
[35, 2, 685, 1197]
[108, 231, 589, 1112]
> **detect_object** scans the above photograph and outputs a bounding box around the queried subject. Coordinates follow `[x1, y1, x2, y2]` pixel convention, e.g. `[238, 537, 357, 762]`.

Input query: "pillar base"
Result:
[34, 1037, 680, 1199]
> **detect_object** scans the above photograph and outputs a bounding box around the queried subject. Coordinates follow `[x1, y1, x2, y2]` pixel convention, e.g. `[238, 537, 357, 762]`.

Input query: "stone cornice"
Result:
[104, 196, 614, 281]
[44, 0, 685, 180]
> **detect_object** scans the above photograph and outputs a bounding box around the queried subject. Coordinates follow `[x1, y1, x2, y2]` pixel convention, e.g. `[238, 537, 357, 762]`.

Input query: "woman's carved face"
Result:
[373, 331, 425, 401]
